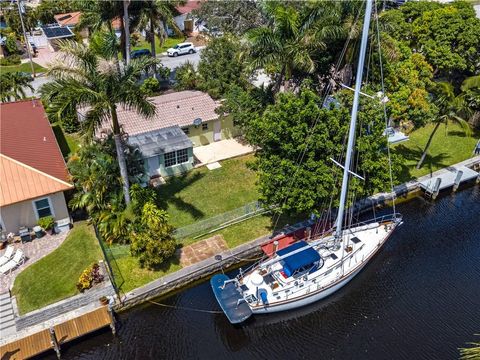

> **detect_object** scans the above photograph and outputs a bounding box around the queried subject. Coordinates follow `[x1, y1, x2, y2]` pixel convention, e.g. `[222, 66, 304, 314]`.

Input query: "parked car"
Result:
[131, 49, 152, 59]
[166, 42, 196, 57]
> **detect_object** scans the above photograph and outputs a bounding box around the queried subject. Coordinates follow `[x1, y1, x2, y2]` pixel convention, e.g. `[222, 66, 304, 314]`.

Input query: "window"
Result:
[177, 148, 188, 164]
[164, 149, 190, 168]
[182, 127, 190, 135]
[34, 198, 53, 218]
[164, 151, 176, 167]
[202, 123, 208, 131]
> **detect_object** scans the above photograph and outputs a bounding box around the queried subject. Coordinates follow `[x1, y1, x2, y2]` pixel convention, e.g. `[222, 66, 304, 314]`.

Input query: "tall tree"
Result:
[245, 87, 399, 215]
[40, 41, 157, 204]
[416, 82, 472, 169]
[244, 1, 343, 92]
[0, 72, 33, 102]
[193, 0, 267, 35]
[138, 0, 181, 60]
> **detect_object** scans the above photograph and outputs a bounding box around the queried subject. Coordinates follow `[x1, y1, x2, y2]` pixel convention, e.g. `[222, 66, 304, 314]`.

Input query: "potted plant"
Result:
[38, 216, 55, 235]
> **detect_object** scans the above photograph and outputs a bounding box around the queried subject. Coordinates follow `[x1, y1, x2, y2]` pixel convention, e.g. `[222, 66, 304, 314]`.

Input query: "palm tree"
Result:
[77, 0, 143, 62]
[244, 1, 343, 92]
[138, 0, 182, 60]
[0, 72, 34, 102]
[416, 82, 472, 169]
[40, 41, 157, 204]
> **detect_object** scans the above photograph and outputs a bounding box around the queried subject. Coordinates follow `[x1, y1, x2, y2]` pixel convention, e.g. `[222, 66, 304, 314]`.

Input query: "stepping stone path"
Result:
[0, 292, 16, 337]
[177, 235, 228, 267]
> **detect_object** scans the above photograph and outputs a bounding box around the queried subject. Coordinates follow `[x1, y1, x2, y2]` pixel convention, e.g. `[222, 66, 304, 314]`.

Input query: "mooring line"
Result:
[148, 300, 223, 314]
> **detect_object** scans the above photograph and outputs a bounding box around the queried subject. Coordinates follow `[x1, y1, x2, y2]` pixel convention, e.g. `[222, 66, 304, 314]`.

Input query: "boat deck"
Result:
[210, 274, 252, 324]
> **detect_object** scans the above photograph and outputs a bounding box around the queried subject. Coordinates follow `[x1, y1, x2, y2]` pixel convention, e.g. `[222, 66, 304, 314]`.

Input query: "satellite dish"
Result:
[193, 118, 202, 126]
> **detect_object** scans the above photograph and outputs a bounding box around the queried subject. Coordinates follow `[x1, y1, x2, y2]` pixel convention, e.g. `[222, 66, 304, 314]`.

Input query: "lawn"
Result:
[0, 62, 46, 74]
[132, 36, 184, 55]
[393, 122, 479, 183]
[157, 155, 259, 228]
[52, 124, 81, 158]
[12, 222, 103, 315]
[110, 246, 181, 293]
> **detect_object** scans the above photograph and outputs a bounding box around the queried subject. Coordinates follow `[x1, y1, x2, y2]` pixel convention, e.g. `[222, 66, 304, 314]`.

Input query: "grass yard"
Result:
[12, 223, 103, 315]
[0, 62, 46, 74]
[132, 36, 184, 55]
[52, 124, 81, 158]
[110, 246, 181, 293]
[157, 155, 259, 228]
[393, 122, 479, 183]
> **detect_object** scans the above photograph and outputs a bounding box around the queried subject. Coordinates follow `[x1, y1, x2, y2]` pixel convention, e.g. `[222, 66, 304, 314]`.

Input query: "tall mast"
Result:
[335, 0, 373, 239]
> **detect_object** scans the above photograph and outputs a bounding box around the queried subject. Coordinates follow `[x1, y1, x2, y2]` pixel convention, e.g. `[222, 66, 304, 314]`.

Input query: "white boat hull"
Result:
[251, 260, 366, 314]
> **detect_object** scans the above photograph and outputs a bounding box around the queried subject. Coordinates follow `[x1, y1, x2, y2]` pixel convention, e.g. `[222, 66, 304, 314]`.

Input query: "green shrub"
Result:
[140, 77, 160, 96]
[0, 55, 21, 66]
[38, 216, 55, 230]
[130, 202, 176, 269]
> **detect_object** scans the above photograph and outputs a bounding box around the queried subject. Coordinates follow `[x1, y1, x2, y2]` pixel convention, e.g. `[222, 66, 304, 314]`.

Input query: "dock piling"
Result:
[49, 326, 61, 359]
[453, 170, 463, 192]
[107, 305, 116, 335]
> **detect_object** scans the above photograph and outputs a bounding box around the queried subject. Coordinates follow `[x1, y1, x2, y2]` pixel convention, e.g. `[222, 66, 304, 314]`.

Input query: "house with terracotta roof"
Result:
[0, 100, 73, 234]
[80, 90, 241, 178]
[54, 11, 89, 38]
[174, 0, 203, 33]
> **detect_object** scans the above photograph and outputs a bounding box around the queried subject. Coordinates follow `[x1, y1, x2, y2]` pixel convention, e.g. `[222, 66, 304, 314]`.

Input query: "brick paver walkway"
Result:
[0, 231, 69, 293]
[177, 235, 228, 267]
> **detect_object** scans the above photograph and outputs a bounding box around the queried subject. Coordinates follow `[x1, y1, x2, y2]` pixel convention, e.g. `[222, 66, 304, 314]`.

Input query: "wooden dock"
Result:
[0, 306, 113, 360]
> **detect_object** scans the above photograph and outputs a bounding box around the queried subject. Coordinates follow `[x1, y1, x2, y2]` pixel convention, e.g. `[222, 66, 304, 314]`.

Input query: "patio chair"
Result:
[0, 245, 15, 267]
[0, 249, 25, 275]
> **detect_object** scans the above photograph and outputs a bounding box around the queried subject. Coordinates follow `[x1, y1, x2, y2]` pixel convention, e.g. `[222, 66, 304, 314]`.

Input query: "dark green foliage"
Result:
[129, 184, 157, 215]
[218, 84, 274, 130]
[197, 36, 248, 98]
[34, 0, 79, 24]
[193, 0, 266, 35]
[4, 33, 18, 55]
[174, 62, 198, 91]
[0, 72, 33, 102]
[384, 1, 480, 80]
[245, 87, 400, 215]
[140, 77, 160, 96]
[0, 55, 21, 66]
[68, 136, 146, 218]
[130, 202, 176, 269]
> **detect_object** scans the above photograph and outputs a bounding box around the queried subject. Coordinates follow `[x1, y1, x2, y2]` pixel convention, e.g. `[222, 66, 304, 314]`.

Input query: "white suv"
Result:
[167, 42, 196, 57]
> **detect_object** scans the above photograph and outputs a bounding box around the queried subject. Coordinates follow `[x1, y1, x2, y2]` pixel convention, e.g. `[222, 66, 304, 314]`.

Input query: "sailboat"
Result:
[211, 0, 402, 324]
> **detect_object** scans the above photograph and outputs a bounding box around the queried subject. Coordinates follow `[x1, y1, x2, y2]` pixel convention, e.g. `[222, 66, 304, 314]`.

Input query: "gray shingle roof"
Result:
[128, 126, 192, 157]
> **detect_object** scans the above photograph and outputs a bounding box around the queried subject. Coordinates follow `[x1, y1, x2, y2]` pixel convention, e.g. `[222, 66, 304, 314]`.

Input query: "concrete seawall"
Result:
[116, 156, 480, 312]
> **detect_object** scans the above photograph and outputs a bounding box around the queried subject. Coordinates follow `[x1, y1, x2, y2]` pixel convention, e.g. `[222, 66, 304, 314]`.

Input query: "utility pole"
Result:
[17, 0, 35, 78]
[123, 0, 131, 65]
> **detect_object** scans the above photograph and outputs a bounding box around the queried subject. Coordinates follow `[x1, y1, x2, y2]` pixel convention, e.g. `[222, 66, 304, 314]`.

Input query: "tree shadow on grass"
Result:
[51, 124, 71, 158]
[156, 172, 206, 221]
[446, 130, 469, 138]
[395, 144, 450, 182]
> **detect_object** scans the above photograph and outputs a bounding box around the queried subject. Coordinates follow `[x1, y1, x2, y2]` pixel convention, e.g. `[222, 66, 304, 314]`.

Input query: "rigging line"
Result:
[148, 300, 223, 314]
[374, 0, 397, 216]
[271, 6, 363, 231]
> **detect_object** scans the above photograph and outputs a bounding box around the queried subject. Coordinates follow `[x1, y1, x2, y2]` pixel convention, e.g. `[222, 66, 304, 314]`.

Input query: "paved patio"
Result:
[0, 231, 69, 293]
[193, 138, 254, 166]
[176, 235, 228, 267]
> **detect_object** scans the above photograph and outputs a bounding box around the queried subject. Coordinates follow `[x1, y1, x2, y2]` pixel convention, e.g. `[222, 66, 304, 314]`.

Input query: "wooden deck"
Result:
[0, 306, 112, 360]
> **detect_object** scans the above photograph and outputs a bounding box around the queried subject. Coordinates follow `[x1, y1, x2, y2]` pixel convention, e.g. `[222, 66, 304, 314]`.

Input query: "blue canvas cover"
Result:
[277, 241, 320, 277]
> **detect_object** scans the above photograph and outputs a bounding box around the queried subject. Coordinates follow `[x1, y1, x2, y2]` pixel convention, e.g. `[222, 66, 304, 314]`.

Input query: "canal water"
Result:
[48, 186, 479, 359]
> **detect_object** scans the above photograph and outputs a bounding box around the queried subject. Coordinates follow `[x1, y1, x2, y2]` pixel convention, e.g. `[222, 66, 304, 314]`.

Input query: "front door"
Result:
[213, 120, 221, 142]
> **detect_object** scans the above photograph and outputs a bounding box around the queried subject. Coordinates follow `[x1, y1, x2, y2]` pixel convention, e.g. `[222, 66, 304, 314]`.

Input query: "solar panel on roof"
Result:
[42, 26, 74, 39]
